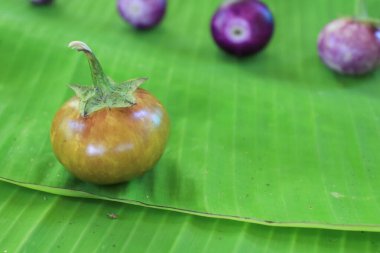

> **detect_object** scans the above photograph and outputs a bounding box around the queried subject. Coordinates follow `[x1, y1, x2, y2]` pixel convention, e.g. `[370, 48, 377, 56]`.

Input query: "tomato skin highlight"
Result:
[50, 88, 170, 185]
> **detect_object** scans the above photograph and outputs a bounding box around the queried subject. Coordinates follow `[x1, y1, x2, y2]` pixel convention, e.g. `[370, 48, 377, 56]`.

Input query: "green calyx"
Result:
[68, 41, 147, 117]
[354, 0, 380, 26]
[355, 0, 368, 20]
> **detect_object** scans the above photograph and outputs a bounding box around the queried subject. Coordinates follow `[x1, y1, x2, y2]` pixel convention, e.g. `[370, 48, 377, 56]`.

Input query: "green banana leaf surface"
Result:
[1, 181, 380, 252]
[1, 0, 380, 236]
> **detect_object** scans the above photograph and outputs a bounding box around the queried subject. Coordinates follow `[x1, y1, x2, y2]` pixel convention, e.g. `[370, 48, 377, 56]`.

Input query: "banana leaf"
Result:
[1, 0, 380, 232]
[1, 181, 380, 252]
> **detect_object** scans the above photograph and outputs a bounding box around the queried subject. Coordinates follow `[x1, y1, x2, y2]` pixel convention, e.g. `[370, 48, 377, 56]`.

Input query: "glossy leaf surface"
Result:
[1, 182, 380, 252]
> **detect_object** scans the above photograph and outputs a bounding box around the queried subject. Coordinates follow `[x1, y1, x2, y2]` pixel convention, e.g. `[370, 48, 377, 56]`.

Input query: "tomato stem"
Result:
[68, 41, 148, 117]
[69, 41, 111, 92]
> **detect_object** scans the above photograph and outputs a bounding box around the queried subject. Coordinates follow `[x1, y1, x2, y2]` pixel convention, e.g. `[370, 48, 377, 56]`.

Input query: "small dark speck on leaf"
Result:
[107, 213, 118, 219]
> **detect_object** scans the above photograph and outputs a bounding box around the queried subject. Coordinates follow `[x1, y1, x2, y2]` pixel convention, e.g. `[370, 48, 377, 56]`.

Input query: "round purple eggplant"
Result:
[211, 0, 274, 57]
[31, 0, 53, 5]
[117, 0, 166, 30]
[318, 18, 380, 75]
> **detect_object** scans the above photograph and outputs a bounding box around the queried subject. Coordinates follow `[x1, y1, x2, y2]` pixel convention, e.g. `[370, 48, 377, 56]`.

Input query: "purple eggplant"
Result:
[318, 18, 380, 75]
[211, 0, 274, 57]
[31, 0, 53, 5]
[117, 0, 166, 30]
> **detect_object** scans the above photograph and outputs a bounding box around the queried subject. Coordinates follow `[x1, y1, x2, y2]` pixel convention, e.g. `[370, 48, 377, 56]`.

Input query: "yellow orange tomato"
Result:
[50, 41, 169, 185]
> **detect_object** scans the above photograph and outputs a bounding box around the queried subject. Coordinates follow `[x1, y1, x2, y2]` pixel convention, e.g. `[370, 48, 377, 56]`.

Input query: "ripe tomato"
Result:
[50, 41, 170, 185]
